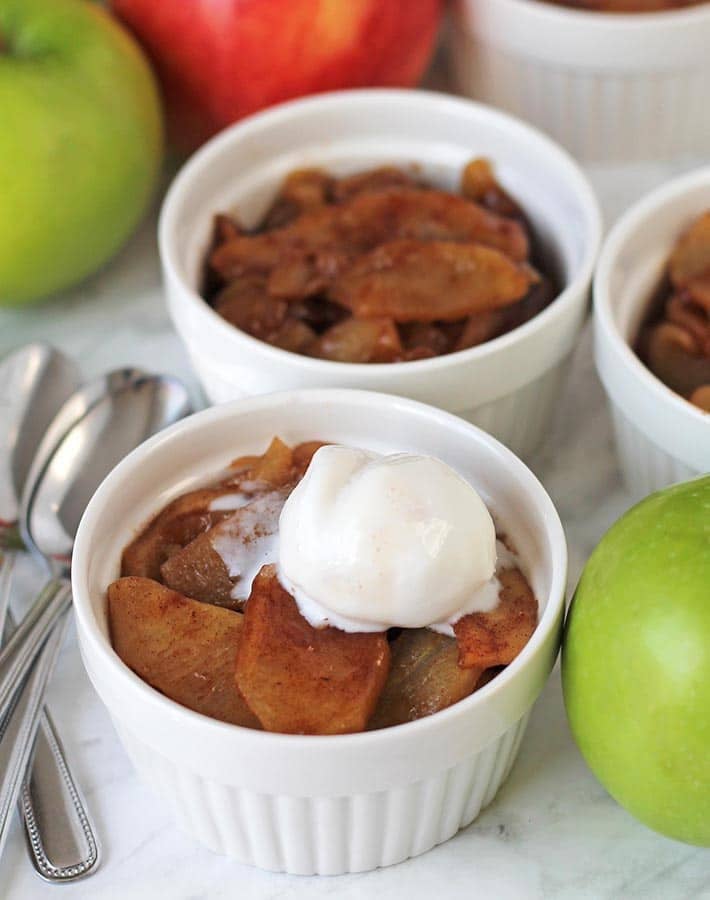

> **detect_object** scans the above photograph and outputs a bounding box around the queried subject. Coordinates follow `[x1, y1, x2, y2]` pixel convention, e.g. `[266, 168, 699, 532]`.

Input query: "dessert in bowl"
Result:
[594, 168, 710, 500]
[72, 389, 567, 874]
[108, 436, 538, 735]
[159, 89, 601, 460]
[451, 0, 710, 162]
[203, 157, 558, 365]
[635, 210, 710, 413]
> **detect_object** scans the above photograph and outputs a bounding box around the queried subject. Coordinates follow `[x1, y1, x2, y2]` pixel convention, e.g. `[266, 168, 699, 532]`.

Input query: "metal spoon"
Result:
[0, 367, 188, 721]
[0, 344, 98, 879]
[0, 369, 191, 867]
[0, 343, 80, 537]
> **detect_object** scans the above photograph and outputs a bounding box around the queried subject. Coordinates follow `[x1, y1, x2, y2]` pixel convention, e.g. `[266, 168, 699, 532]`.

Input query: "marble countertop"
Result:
[1, 158, 708, 899]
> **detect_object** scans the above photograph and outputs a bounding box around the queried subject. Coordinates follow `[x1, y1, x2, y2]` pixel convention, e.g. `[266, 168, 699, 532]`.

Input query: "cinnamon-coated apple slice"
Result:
[108, 576, 260, 728]
[310, 317, 402, 363]
[209, 186, 529, 284]
[330, 240, 534, 323]
[235, 566, 390, 734]
[160, 490, 286, 607]
[121, 486, 240, 580]
[669, 211, 710, 291]
[454, 568, 538, 669]
[368, 629, 482, 730]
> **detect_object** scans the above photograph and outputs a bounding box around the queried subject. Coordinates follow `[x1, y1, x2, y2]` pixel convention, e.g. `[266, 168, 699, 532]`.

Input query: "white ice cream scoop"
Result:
[278, 445, 498, 632]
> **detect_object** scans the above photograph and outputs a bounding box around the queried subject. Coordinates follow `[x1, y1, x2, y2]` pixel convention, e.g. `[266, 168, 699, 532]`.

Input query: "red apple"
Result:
[109, 0, 443, 151]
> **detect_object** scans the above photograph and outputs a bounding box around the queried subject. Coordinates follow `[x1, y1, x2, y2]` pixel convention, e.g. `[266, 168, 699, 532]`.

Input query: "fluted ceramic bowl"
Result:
[72, 389, 567, 874]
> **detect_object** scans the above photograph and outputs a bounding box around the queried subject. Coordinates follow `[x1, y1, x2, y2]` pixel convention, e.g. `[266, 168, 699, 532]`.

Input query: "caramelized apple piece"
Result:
[292, 440, 328, 475]
[266, 255, 331, 300]
[209, 187, 528, 285]
[214, 276, 287, 339]
[332, 166, 420, 202]
[121, 487, 238, 580]
[262, 168, 334, 230]
[643, 320, 710, 396]
[461, 158, 524, 220]
[669, 211, 710, 293]
[269, 318, 317, 354]
[108, 577, 260, 728]
[229, 453, 261, 472]
[368, 630, 482, 730]
[228, 438, 326, 486]
[454, 568, 538, 669]
[331, 240, 534, 323]
[212, 212, 242, 244]
[340, 188, 528, 261]
[454, 309, 509, 351]
[160, 491, 286, 605]
[248, 436, 293, 486]
[399, 322, 451, 358]
[236, 566, 389, 734]
[666, 294, 710, 355]
[311, 317, 402, 363]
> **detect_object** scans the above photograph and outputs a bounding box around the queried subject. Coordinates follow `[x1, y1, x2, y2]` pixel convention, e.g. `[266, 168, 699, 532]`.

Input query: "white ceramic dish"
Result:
[594, 167, 710, 500]
[451, 0, 710, 164]
[72, 389, 567, 875]
[159, 89, 601, 460]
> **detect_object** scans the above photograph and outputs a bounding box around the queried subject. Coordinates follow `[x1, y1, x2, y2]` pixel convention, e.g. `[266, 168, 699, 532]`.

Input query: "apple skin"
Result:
[109, 0, 443, 151]
[562, 475, 710, 846]
[0, 0, 163, 306]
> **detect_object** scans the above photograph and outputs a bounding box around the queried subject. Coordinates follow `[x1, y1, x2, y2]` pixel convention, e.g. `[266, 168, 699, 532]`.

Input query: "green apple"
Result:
[0, 0, 162, 305]
[562, 475, 710, 846]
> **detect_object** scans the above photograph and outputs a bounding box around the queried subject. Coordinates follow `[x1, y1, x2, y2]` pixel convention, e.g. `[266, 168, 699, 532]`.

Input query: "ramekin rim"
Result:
[466, 0, 710, 27]
[594, 165, 710, 426]
[72, 388, 568, 749]
[158, 88, 602, 378]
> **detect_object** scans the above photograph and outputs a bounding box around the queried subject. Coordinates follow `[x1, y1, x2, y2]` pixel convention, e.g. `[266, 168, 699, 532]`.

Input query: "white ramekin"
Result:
[72, 389, 567, 875]
[159, 89, 601, 461]
[594, 167, 710, 500]
[451, 0, 710, 164]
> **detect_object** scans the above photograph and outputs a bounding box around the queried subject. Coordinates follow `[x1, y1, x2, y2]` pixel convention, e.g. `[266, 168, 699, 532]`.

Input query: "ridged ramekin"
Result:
[159, 89, 601, 460]
[451, 0, 710, 164]
[72, 389, 567, 875]
[594, 167, 710, 501]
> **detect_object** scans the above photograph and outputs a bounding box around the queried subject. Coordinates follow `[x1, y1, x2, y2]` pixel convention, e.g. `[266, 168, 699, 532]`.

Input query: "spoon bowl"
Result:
[0, 369, 191, 727]
[21, 370, 192, 574]
[0, 344, 80, 530]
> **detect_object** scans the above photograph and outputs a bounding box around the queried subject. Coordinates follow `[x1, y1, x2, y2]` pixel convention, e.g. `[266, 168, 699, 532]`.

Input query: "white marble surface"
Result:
[1, 159, 708, 899]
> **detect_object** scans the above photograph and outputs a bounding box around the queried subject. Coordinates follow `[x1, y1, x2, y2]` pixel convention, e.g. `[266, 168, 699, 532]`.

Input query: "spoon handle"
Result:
[0, 578, 72, 724]
[20, 706, 101, 882]
[0, 613, 69, 861]
[0, 558, 100, 881]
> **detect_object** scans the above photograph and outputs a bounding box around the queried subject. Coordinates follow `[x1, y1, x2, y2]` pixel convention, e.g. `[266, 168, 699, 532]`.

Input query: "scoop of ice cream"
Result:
[277, 445, 497, 631]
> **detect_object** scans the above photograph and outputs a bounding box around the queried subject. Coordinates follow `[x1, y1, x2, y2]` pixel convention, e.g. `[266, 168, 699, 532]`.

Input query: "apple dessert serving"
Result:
[636, 211, 710, 413]
[108, 437, 539, 734]
[202, 159, 557, 363]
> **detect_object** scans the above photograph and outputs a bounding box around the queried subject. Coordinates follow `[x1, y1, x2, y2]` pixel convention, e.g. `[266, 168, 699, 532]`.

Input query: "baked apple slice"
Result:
[454, 568, 538, 669]
[108, 576, 260, 728]
[121, 487, 240, 580]
[160, 490, 286, 607]
[368, 629, 482, 730]
[235, 566, 390, 734]
[330, 240, 534, 322]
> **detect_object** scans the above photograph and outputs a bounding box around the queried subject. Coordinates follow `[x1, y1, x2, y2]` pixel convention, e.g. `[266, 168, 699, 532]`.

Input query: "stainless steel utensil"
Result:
[0, 367, 188, 722]
[0, 368, 191, 874]
[0, 344, 98, 879]
[0, 343, 80, 536]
